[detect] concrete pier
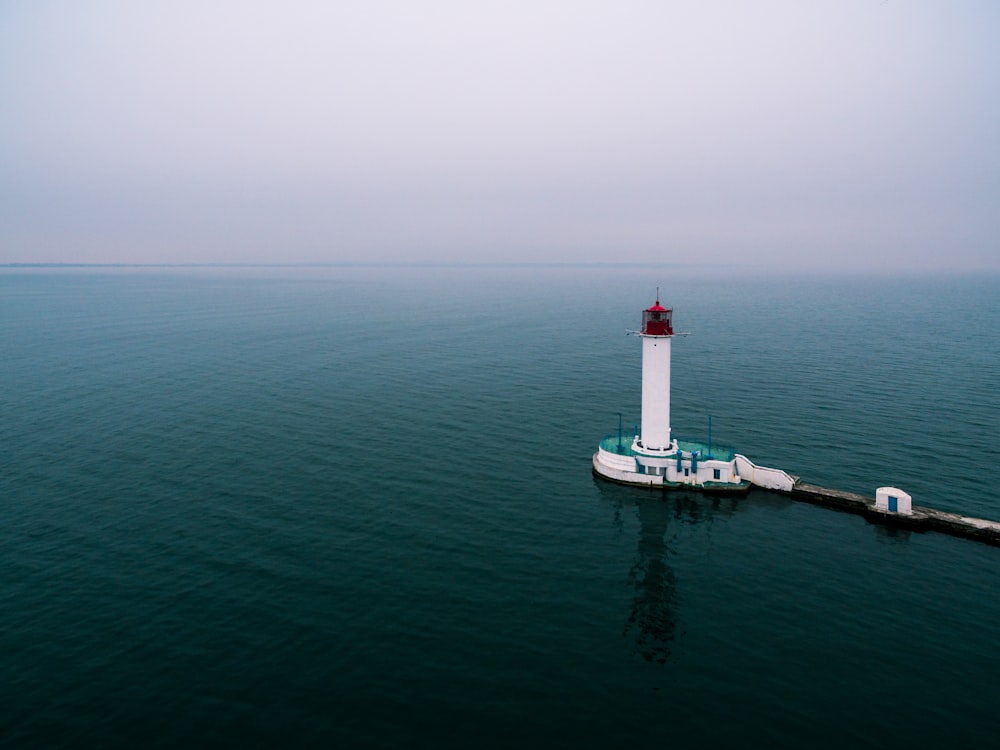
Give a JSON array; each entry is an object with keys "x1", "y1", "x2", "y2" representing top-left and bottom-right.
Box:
[{"x1": 788, "y1": 482, "x2": 1000, "y2": 547}]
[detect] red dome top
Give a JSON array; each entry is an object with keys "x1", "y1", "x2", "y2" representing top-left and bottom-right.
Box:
[{"x1": 646, "y1": 300, "x2": 667, "y2": 312}]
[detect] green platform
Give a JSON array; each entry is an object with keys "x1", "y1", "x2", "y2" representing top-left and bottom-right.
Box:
[{"x1": 599, "y1": 434, "x2": 736, "y2": 462}]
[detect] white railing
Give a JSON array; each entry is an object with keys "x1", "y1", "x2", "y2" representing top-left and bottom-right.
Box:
[{"x1": 734, "y1": 454, "x2": 796, "y2": 492}]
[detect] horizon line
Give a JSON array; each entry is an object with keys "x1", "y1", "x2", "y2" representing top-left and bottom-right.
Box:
[
  {"x1": 3, "y1": 261, "x2": 997, "y2": 273},
  {"x1": 0, "y1": 261, "x2": 738, "y2": 269}
]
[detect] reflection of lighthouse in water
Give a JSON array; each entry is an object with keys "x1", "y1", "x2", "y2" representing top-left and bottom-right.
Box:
[
  {"x1": 625, "y1": 497, "x2": 677, "y2": 664},
  {"x1": 618, "y1": 492, "x2": 731, "y2": 663}
]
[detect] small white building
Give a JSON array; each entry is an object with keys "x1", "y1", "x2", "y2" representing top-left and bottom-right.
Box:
[{"x1": 875, "y1": 487, "x2": 913, "y2": 515}]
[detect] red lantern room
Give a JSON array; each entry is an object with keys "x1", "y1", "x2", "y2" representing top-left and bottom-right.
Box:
[{"x1": 641, "y1": 299, "x2": 673, "y2": 336}]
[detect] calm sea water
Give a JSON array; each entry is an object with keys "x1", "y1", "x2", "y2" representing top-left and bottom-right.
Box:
[{"x1": 1, "y1": 265, "x2": 997, "y2": 748}]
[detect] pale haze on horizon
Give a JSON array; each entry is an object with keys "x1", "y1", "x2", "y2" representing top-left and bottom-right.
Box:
[{"x1": 1, "y1": 0, "x2": 997, "y2": 270}]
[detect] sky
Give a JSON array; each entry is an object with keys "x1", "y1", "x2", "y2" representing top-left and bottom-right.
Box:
[{"x1": 1, "y1": 0, "x2": 997, "y2": 269}]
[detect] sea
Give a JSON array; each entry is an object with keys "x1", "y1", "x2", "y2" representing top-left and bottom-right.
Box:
[{"x1": 1, "y1": 264, "x2": 997, "y2": 748}]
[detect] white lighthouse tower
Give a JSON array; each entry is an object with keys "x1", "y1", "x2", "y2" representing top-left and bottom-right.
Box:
[
  {"x1": 638, "y1": 297, "x2": 673, "y2": 451},
  {"x1": 593, "y1": 293, "x2": 792, "y2": 491}
]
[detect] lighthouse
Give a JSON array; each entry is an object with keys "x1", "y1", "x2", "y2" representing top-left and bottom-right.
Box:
[
  {"x1": 638, "y1": 298, "x2": 673, "y2": 451},
  {"x1": 593, "y1": 293, "x2": 792, "y2": 491}
]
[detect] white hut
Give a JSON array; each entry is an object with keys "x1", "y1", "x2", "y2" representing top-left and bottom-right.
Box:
[{"x1": 875, "y1": 487, "x2": 912, "y2": 515}]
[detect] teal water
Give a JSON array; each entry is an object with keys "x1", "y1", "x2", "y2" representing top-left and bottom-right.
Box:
[{"x1": 1, "y1": 266, "x2": 998, "y2": 748}]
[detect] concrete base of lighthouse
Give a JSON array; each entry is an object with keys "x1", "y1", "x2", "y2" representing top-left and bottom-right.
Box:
[{"x1": 592, "y1": 433, "x2": 796, "y2": 493}]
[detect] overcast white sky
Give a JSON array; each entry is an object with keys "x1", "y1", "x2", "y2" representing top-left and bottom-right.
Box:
[{"x1": 1, "y1": 1, "x2": 997, "y2": 268}]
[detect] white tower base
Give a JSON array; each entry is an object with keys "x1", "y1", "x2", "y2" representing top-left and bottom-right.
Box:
[{"x1": 640, "y1": 335, "x2": 671, "y2": 450}]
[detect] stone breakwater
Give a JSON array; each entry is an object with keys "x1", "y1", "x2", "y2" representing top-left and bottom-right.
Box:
[{"x1": 787, "y1": 483, "x2": 1000, "y2": 547}]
